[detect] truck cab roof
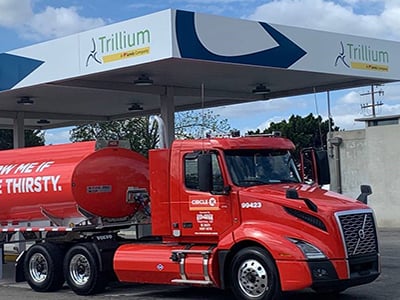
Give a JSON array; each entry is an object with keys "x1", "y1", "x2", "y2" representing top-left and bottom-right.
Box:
[{"x1": 171, "y1": 136, "x2": 296, "y2": 151}]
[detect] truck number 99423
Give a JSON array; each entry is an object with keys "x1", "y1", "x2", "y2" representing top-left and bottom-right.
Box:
[{"x1": 241, "y1": 202, "x2": 262, "y2": 209}]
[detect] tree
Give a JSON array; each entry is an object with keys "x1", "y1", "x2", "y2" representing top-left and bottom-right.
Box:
[
  {"x1": 247, "y1": 113, "x2": 339, "y2": 158},
  {"x1": 175, "y1": 109, "x2": 231, "y2": 139},
  {"x1": 0, "y1": 129, "x2": 45, "y2": 150},
  {"x1": 70, "y1": 110, "x2": 231, "y2": 155},
  {"x1": 70, "y1": 117, "x2": 159, "y2": 157}
]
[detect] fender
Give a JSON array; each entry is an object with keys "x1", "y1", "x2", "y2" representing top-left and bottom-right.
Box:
[
  {"x1": 229, "y1": 220, "x2": 342, "y2": 260},
  {"x1": 218, "y1": 221, "x2": 315, "y2": 291},
  {"x1": 231, "y1": 221, "x2": 307, "y2": 260}
]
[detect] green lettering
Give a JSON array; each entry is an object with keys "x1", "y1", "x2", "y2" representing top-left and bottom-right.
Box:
[
  {"x1": 95, "y1": 29, "x2": 151, "y2": 54},
  {"x1": 371, "y1": 50, "x2": 378, "y2": 62},
  {"x1": 354, "y1": 46, "x2": 360, "y2": 60},
  {"x1": 379, "y1": 51, "x2": 389, "y2": 63},
  {"x1": 346, "y1": 42, "x2": 389, "y2": 64},
  {"x1": 106, "y1": 37, "x2": 113, "y2": 52},
  {"x1": 136, "y1": 30, "x2": 151, "y2": 44},
  {"x1": 128, "y1": 34, "x2": 135, "y2": 47},
  {"x1": 98, "y1": 36, "x2": 106, "y2": 53},
  {"x1": 124, "y1": 31, "x2": 126, "y2": 49},
  {"x1": 347, "y1": 43, "x2": 354, "y2": 59}
]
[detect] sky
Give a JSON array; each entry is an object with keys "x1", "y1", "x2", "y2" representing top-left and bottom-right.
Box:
[{"x1": 1, "y1": 0, "x2": 400, "y2": 144}]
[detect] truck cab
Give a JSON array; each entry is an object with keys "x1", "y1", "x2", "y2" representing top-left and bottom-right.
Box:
[{"x1": 128, "y1": 135, "x2": 380, "y2": 300}]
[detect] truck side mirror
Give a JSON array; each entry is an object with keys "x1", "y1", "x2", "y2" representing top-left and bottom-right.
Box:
[
  {"x1": 301, "y1": 148, "x2": 330, "y2": 186},
  {"x1": 315, "y1": 150, "x2": 330, "y2": 186},
  {"x1": 198, "y1": 153, "x2": 213, "y2": 192},
  {"x1": 357, "y1": 185, "x2": 372, "y2": 204}
]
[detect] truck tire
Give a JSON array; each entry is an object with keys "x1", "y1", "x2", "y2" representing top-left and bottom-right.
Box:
[
  {"x1": 63, "y1": 243, "x2": 107, "y2": 295},
  {"x1": 231, "y1": 247, "x2": 281, "y2": 300},
  {"x1": 24, "y1": 243, "x2": 65, "y2": 292}
]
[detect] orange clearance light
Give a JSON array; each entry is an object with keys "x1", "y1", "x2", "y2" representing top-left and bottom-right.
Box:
[{"x1": 279, "y1": 253, "x2": 293, "y2": 258}]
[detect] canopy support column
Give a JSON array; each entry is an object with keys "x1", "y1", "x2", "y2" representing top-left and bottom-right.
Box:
[
  {"x1": 160, "y1": 86, "x2": 175, "y2": 147},
  {"x1": 13, "y1": 112, "x2": 25, "y2": 149},
  {"x1": 13, "y1": 112, "x2": 27, "y2": 257}
]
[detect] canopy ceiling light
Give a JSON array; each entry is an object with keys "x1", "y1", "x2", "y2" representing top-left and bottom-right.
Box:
[
  {"x1": 17, "y1": 96, "x2": 34, "y2": 105},
  {"x1": 252, "y1": 84, "x2": 271, "y2": 95},
  {"x1": 128, "y1": 103, "x2": 143, "y2": 111},
  {"x1": 37, "y1": 119, "x2": 50, "y2": 124},
  {"x1": 133, "y1": 74, "x2": 153, "y2": 86}
]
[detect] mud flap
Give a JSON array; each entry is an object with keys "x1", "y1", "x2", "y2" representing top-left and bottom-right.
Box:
[{"x1": 15, "y1": 250, "x2": 26, "y2": 282}]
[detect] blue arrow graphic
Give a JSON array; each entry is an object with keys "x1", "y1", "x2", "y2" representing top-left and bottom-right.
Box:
[
  {"x1": 176, "y1": 10, "x2": 307, "y2": 68},
  {"x1": 0, "y1": 53, "x2": 44, "y2": 91}
]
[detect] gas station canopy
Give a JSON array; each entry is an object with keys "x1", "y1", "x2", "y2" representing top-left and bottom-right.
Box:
[{"x1": 1, "y1": 9, "x2": 399, "y2": 145}]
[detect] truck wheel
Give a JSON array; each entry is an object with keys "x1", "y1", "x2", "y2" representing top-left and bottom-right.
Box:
[
  {"x1": 231, "y1": 247, "x2": 281, "y2": 300},
  {"x1": 63, "y1": 243, "x2": 107, "y2": 295},
  {"x1": 24, "y1": 243, "x2": 65, "y2": 292}
]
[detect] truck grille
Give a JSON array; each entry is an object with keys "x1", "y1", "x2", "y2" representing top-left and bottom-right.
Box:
[{"x1": 336, "y1": 210, "x2": 378, "y2": 258}]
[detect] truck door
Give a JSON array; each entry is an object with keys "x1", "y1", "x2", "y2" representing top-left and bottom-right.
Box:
[{"x1": 177, "y1": 151, "x2": 234, "y2": 237}]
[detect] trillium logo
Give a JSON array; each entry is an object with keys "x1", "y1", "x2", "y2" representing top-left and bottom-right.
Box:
[
  {"x1": 334, "y1": 40, "x2": 389, "y2": 72},
  {"x1": 86, "y1": 38, "x2": 102, "y2": 67},
  {"x1": 84, "y1": 29, "x2": 151, "y2": 67},
  {"x1": 335, "y1": 41, "x2": 350, "y2": 68}
]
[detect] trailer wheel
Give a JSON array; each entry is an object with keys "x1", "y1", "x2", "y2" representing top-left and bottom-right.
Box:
[
  {"x1": 64, "y1": 243, "x2": 107, "y2": 295},
  {"x1": 24, "y1": 243, "x2": 65, "y2": 292},
  {"x1": 231, "y1": 247, "x2": 281, "y2": 300}
]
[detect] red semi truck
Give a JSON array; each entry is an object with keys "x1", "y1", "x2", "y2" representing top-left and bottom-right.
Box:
[{"x1": 0, "y1": 136, "x2": 379, "y2": 300}]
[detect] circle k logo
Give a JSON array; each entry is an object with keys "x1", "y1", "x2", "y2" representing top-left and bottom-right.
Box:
[
  {"x1": 209, "y1": 197, "x2": 217, "y2": 207},
  {"x1": 189, "y1": 196, "x2": 220, "y2": 211}
]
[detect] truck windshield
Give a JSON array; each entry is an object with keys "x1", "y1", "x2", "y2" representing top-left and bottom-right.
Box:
[{"x1": 225, "y1": 150, "x2": 301, "y2": 187}]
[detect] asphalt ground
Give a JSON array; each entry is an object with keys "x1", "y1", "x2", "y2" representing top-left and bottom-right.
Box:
[{"x1": 0, "y1": 228, "x2": 398, "y2": 300}]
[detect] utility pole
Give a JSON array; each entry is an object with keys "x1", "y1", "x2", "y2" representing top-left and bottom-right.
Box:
[{"x1": 360, "y1": 85, "x2": 384, "y2": 117}]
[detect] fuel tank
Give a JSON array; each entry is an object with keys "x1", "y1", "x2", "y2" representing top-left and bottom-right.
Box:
[
  {"x1": 114, "y1": 243, "x2": 218, "y2": 285},
  {"x1": 0, "y1": 141, "x2": 149, "y2": 222}
]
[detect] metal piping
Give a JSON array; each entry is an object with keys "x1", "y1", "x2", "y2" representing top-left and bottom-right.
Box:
[
  {"x1": 329, "y1": 137, "x2": 343, "y2": 193},
  {"x1": 151, "y1": 115, "x2": 168, "y2": 149}
]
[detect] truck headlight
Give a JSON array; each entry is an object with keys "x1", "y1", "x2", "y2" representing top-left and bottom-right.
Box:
[{"x1": 287, "y1": 237, "x2": 326, "y2": 260}]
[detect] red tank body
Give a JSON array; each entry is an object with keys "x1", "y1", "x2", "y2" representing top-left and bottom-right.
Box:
[{"x1": 0, "y1": 141, "x2": 149, "y2": 223}]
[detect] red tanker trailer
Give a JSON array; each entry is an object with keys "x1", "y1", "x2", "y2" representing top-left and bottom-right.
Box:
[
  {"x1": 0, "y1": 141, "x2": 149, "y2": 226},
  {"x1": 0, "y1": 137, "x2": 379, "y2": 300}
]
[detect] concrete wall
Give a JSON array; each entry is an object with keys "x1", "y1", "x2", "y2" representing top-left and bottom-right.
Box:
[{"x1": 330, "y1": 122, "x2": 400, "y2": 227}]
